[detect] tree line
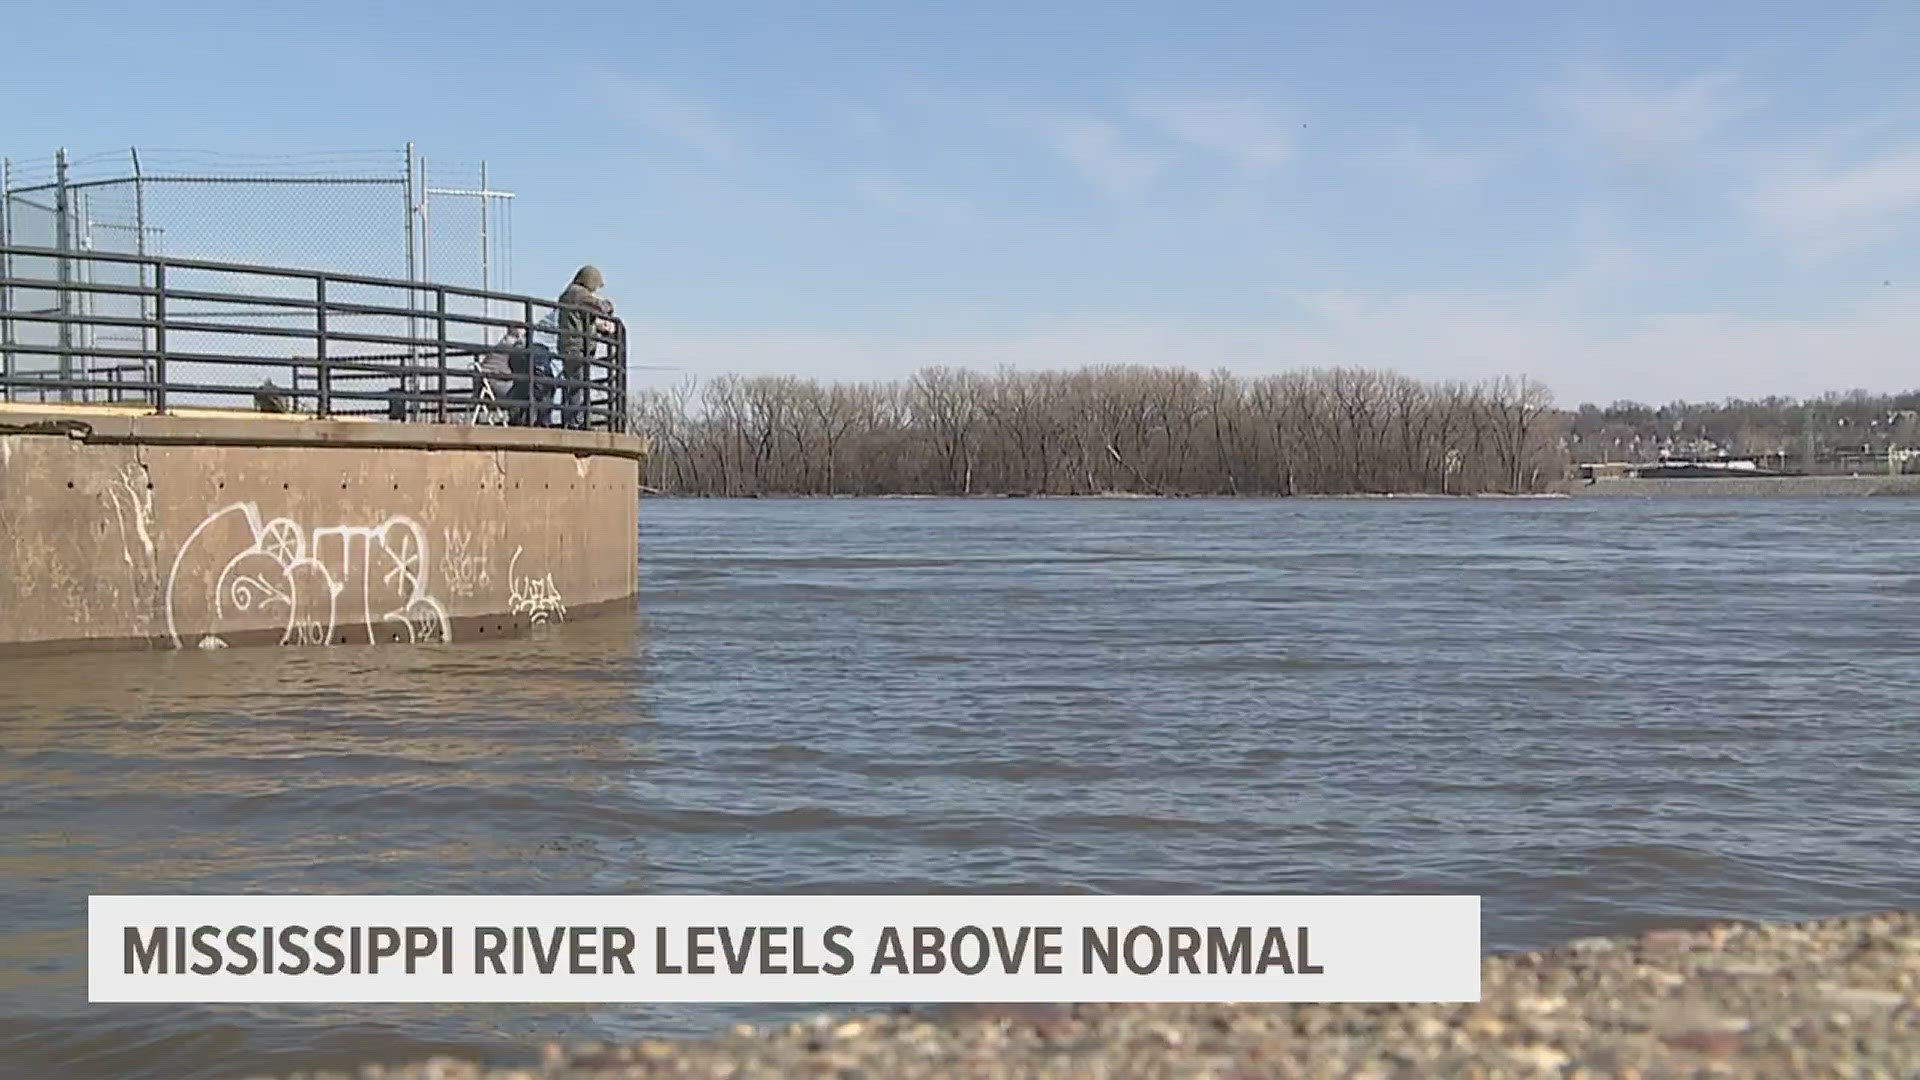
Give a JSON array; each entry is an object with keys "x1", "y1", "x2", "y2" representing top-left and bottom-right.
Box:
[{"x1": 628, "y1": 366, "x2": 1564, "y2": 496}]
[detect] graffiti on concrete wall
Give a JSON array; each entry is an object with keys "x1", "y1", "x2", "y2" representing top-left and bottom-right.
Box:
[
  {"x1": 104, "y1": 465, "x2": 158, "y2": 578},
  {"x1": 103, "y1": 464, "x2": 162, "y2": 632},
  {"x1": 442, "y1": 527, "x2": 493, "y2": 599},
  {"x1": 165, "y1": 503, "x2": 453, "y2": 650},
  {"x1": 508, "y1": 546, "x2": 567, "y2": 626}
]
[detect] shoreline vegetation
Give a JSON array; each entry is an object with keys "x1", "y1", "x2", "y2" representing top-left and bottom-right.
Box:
[
  {"x1": 629, "y1": 365, "x2": 1920, "y2": 500},
  {"x1": 260, "y1": 909, "x2": 1919, "y2": 1079}
]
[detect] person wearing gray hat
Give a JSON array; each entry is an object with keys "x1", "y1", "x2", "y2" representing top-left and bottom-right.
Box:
[{"x1": 557, "y1": 265, "x2": 613, "y2": 430}]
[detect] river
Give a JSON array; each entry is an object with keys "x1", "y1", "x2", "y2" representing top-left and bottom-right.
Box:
[{"x1": 3, "y1": 496, "x2": 1916, "y2": 1078}]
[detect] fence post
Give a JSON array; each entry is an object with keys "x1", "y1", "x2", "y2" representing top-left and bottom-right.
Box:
[
  {"x1": 402, "y1": 143, "x2": 418, "y2": 415},
  {"x1": 54, "y1": 148, "x2": 73, "y2": 402},
  {"x1": 436, "y1": 286, "x2": 448, "y2": 423},
  {"x1": 315, "y1": 274, "x2": 330, "y2": 419},
  {"x1": 132, "y1": 148, "x2": 150, "y2": 364},
  {"x1": 526, "y1": 297, "x2": 541, "y2": 428},
  {"x1": 419, "y1": 154, "x2": 431, "y2": 284},
  {"x1": 479, "y1": 161, "x2": 490, "y2": 295},
  {"x1": 1, "y1": 157, "x2": 11, "y2": 402},
  {"x1": 152, "y1": 261, "x2": 168, "y2": 415},
  {"x1": 610, "y1": 319, "x2": 625, "y2": 432}
]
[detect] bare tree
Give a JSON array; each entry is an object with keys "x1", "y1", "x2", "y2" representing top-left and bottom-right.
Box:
[
  {"x1": 635, "y1": 364, "x2": 1576, "y2": 497},
  {"x1": 1484, "y1": 375, "x2": 1557, "y2": 492},
  {"x1": 909, "y1": 367, "x2": 983, "y2": 494}
]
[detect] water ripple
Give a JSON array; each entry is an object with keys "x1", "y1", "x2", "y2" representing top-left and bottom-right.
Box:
[{"x1": 4, "y1": 497, "x2": 1920, "y2": 1078}]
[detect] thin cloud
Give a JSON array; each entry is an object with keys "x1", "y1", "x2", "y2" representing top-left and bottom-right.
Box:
[
  {"x1": 1746, "y1": 146, "x2": 1920, "y2": 256},
  {"x1": 627, "y1": 292, "x2": 1920, "y2": 408},
  {"x1": 850, "y1": 175, "x2": 981, "y2": 226},
  {"x1": 899, "y1": 92, "x2": 1173, "y2": 200},
  {"x1": 1543, "y1": 67, "x2": 1755, "y2": 159},
  {"x1": 1356, "y1": 129, "x2": 1497, "y2": 190},
  {"x1": 596, "y1": 77, "x2": 743, "y2": 158},
  {"x1": 1044, "y1": 116, "x2": 1174, "y2": 199},
  {"x1": 1135, "y1": 92, "x2": 1294, "y2": 172}
]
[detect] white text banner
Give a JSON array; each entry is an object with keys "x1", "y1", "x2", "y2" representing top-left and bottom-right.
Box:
[{"x1": 89, "y1": 894, "x2": 1480, "y2": 1003}]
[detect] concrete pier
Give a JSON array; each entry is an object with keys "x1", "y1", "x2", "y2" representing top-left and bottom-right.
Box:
[{"x1": 0, "y1": 403, "x2": 645, "y2": 655}]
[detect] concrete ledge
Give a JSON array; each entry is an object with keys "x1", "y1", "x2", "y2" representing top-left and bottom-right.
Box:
[
  {"x1": 0, "y1": 407, "x2": 643, "y2": 656},
  {"x1": 0, "y1": 403, "x2": 650, "y2": 461}
]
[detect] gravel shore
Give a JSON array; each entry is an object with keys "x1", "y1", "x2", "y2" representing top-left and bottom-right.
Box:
[{"x1": 263, "y1": 910, "x2": 1920, "y2": 1079}]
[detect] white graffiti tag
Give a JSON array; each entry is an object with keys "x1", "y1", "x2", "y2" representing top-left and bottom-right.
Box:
[
  {"x1": 507, "y1": 546, "x2": 567, "y2": 626},
  {"x1": 102, "y1": 464, "x2": 161, "y2": 632},
  {"x1": 164, "y1": 503, "x2": 452, "y2": 649},
  {"x1": 442, "y1": 527, "x2": 492, "y2": 598}
]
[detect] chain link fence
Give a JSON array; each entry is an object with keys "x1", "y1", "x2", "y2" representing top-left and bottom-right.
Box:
[{"x1": 0, "y1": 145, "x2": 514, "y2": 403}]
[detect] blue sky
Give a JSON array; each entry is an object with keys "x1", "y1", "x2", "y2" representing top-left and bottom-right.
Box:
[{"x1": 7, "y1": 2, "x2": 1920, "y2": 405}]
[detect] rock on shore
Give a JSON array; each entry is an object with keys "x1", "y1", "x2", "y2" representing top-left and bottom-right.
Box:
[{"x1": 265, "y1": 910, "x2": 1919, "y2": 1079}]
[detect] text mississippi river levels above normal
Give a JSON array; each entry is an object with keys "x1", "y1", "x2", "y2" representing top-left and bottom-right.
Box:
[{"x1": 124, "y1": 923, "x2": 1327, "y2": 978}]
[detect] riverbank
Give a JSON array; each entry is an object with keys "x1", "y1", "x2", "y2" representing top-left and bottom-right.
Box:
[
  {"x1": 1560, "y1": 474, "x2": 1920, "y2": 498},
  {"x1": 640, "y1": 478, "x2": 1920, "y2": 498},
  {"x1": 639, "y1": 490, "x2": 1572, "y2": 500},
  {"x1": 255, "y1": 910, "x2": 1918, "y2": 1079}
]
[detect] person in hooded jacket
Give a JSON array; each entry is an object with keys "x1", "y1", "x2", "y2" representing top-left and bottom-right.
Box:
[
  {"x1": 557, "y1": 265, "x2": 614, "y2": 429},
  {"x1": 479, "y1": 314, "x2": 559, "y2": 426}
]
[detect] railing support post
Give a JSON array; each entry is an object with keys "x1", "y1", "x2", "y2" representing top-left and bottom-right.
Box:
[
  {"x1": 524, "y1": 298, "x2": 539, "y2": 429},
  {"x1": 315, "y1": 274, "x2": 330, "y2": 419},
  {"x1": 616, "y1": 322, "x2": 628, "y2": 433},
  {"x1": 436, "y1": 287, "x2": 448, "y2": 423},
  {"x1": 53, "y1": 149, "x2": 73, "y2": 403},
  {"x1": 151, "y1": 261, "x2": 167, "y2": 415},
  {"x1": 1, "y1": 157, "x2": 11, "y2": 403}
]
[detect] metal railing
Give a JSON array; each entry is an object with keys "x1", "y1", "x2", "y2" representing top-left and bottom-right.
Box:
[{"x1": 0, "y1": 244, "x2": 627, "y2": 433}]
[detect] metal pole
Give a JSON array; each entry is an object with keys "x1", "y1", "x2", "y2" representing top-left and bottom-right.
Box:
[
  {"x1": 79, "y1": 190, "x2": 95, "y2": 399},
  {"x1": 525, "y1": 297, "x2": 540, "y2": 428},
  {"x1": 615, "y1": 322, "x2": 628, "y2": 433},
  {"x1": 419, "y1": 154, "x2": 430, "y2": 285},
  {"x1": 152, "y1": 261, "x2": 168, "y2": 415},
  {"x1": 54, "y1": 148, "x2": 72, "y2": 401},
  {"x1": 479, "y1": 161, "x2": 490, "y2": 305},
  {"x1": 131, "y1": 148, "x2": 146, "y2": 259},
  {"x1": 403, "y1": 142, "x2": 417, "y2": 419},
  {"x1": 1, "y1": 156, "x2": 12, "y2": 401},
  {"x1": 472, "y1": 161, "x2": 487, "y2": 334},
  {"x1": 403, "y1": 143, "x2": 417, "y2": 284},
  {"x1": 132, "y1": 147, "x2": 151, "y2": 389},
  {"x1": 315, "y1": 274, "x2": 330, "y2": 419},
  {"x1": 436, "y1": 286, "x2": 448, "y2": 423},
  {"x1": 419, "y1": 153, "x2": 431, "y2": 420}
]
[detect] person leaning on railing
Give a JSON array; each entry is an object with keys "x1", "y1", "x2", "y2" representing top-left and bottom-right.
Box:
[{"x1": 557, "y1": 265, "x2": 614, "y2": 430}]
